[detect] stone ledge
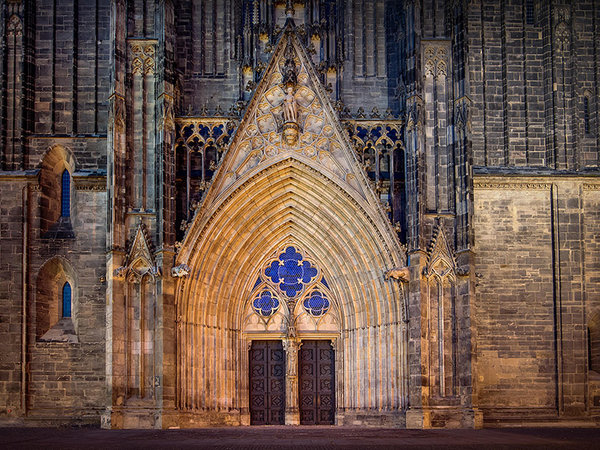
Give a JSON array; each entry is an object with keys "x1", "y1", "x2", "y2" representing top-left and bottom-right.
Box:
[
  {"x1": 481, "y1": 407, "x2": 600, "y2": 428},
  {"x1": 39, "y1": 318, "x2": 78, "y2": 343},
  {"x1": 405, "y1": 407, "x2": 482, "y2": 429},
  {"x1": 336, "y1": 409, "x2": 406, "y2": 427}
]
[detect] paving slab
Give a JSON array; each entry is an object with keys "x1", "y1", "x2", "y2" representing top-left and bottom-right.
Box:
[{"x1": 1, "y1": 426, "x2": 600, "y2": 449}]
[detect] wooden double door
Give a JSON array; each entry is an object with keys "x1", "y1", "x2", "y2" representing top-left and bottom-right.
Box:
[
  {"x1": 249, "y1": 340, "x2": 286, "y2": 425},
  {"x1": 298, "y1": 340, "x2": 335, "y2": 425},
  {"x1": 249, "y1": 339, "x2": 335, "y2": 425}
]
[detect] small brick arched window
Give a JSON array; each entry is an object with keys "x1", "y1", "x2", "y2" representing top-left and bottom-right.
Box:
[
  {"x1": 61, "y1": 169, "x2": 70, "y2": 217},
  {"x1": 62, "y1": 282, "x2": 72, "y2": 318}
]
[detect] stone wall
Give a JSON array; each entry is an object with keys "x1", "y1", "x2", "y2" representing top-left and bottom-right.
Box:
[
  {"x1": 0, "y1": 177, "x2": 29, "y2": 417},
  {"x1": 27, "y1": 179, "x2": 107, "y2": 422},
  {"x1": 0, "y1": 166, "x2": 107, "y2": 422},
  {"x1": 468, "y1": 1, "x2": 600, "y2": 169},
  {"x1": 473, "y1": 176, "x2": 600, "y2": 423}
]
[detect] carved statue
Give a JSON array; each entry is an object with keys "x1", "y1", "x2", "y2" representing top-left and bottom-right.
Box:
[
  {"x1": 384, "y1": 266, "x2": 410, "y2": 283},
  {"x1": 171, "y1": 264, "x2": 191, "y2": 278},
  {"x1": 113, "y1": 266, "x2": 127, "y2": 280},
  {"x1": 282, "y1": 47, "x2": 298, "y2": 87},
  {"x1": 283, "y1": 87, "x2": 297, "y2": 123},
  {"x1": 283, "y1": 338, "x2": 299, "y2": 377}
]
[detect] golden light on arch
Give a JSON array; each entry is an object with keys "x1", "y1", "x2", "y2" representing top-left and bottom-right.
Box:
[{"x1": 174, "y1": 156, "x2": 408, "y2": 414}]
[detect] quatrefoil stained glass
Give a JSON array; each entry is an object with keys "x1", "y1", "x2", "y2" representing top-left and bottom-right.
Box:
[
  {"x1": 303, "y1": 290, "x2": 330, "y2": 317},
  {"x1": 253, "y1": 290, "x2": 280, "y2": 317},
  {"x1": 265, "y1": 246, "x2": 318, "y2": 297}
]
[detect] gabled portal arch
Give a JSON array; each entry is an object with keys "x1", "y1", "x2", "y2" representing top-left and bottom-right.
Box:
[{"x1": 174, "y1": 157, "x2": 407, "y2": 424}]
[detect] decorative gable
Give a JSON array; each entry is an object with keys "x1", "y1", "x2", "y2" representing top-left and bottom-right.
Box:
[
  {"x1": 114, "y1": 221, "x2": 160, "y2": 281},
  {"x1": 424, "y1": 219, "x2": 457, "y2": 280},
  {"x1": 203, "y1": 23, "x2": 370, "y2": 206}
]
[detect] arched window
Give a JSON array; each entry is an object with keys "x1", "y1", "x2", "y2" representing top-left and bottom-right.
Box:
[
  {"x1": 61, "y1": 169, "x2": 70, "y2": 217},
  {"x1": 62, "y1": 282, "x2": 72, "y2": 318},
  {"x1": 526, "y1": 0, "x2": 534, "y2": 25},
  {"x1": 584, "y1": 96, "x2": 590, "y2": 135}
]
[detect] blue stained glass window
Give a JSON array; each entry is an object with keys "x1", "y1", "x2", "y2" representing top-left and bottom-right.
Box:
[
  {"x1": 303, "y1": 290, "x2": 329, "y2": 317},
  {"x1": 61, "y1": 169, "x2": 70, "y2": 217},
  {"x1": 265, "y1": 246, "x2": 318, "y2": 298},
  {"x1": 252, "y1": 276, "x2": 262, "y2": 290},
  {"x1": 321, "y1": 277, "x2": 329, "y2": 289},
  {"x1": 62, "y1": 282, "x2": 72, "y2": 318},
  {"x1": 253, "y1": 290, "x2": 279, "y2": 317}
]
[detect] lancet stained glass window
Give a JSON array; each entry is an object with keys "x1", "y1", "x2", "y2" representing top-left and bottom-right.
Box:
[
  {"x1": 62, "y1": 282, "x2": 72, "y2": 318},
  {"x1": 61, "y1": 169, "x2": 70, "y2": 217}
]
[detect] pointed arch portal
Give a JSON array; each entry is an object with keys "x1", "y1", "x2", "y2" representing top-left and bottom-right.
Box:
[
  {"x1": 171, "y1": 23, "x2": 407, "y2": 426},
  {"x1": 175, "y1": 158, "x2": 407, "y2": 425}
]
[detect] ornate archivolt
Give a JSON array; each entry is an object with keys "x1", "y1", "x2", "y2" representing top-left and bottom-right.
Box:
[{"x1": 177, "y1": 159, "x2": 403, "y2": 330}]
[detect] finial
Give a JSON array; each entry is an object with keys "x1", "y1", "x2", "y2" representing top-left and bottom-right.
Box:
[{"x1": 285, "y1": 0, "x2": 295, "y2": 19}]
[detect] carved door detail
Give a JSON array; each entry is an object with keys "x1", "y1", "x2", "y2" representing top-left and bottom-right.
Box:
[
  {"x1": 299, "y1": 340, "x2": 335, "y2": 425},
  {"x1": 249, "y1": 340, "x2": 285, "y2": 425}
]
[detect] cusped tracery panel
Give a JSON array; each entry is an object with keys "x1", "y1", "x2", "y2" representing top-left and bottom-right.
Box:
[
  {"x1": 252, "y1": 290, "x2": 280, "y2": 317},
  {"x1": 265, "y1": 246, "x2": 318, "y2": 298},
  {"x1": 248, "y1": 245, "x2": 335, "y2": 325},
  {"x1": 303, "y1": 289, "x2": 330, "y2": 317}
]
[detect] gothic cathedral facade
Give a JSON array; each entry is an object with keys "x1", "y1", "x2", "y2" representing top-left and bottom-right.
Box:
[{"x1": 0, "y1": 0, "x2": 599, "y2": 429}]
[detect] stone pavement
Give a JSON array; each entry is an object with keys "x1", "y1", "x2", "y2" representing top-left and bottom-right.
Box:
[{"x1": 1, "y1": 426, "x2": 600, "y2": 449}]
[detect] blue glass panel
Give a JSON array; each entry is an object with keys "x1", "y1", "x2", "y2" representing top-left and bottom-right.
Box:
[
  {"x1": 280, "y1": 246, "x2": 302, "y2": 262},
  {"x1": 321, "y1": 277, "x2": 329, "y2": 289},
  {"x1": 198, "y1": 124, "x2": 211, "y2": 139},
  {"x1": 212, "y1": 124, "x2": 224, "y2": 138},
  {"x1": 303, "y1": 290, "x2": 329, "y2": 317},
  {"x1": 61, "y1": 170, "x2": 70, "y2": 217},
  {"x1": 279, "y1": 258, "x2": 302, "y2": 283},
  {"x1": 62, "y1": 282, "x2": 72, "y2": 318},
  {"x1": 301, "y1": 260, "x2": 317, "y2": 283},
  {"x1": 266, "y1": 261, "x2": 280, "y2": 284},
  {"x1": 263, "y1": 246, "x2": 319, "y2": 298},
  {"x1": 252, "y1": 276, "x2": 262, "y2": 290},
  {"x1": 252, "y1": 290, "x2": 279, "y2": 317}
]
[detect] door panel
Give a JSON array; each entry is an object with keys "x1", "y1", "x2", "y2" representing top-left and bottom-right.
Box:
[
  {"x1": 250, "y1": 340, "x2": 285, "y2": 425},
  {"x1": 299, "y1": 340, "x2": 335, "y2": 425}
]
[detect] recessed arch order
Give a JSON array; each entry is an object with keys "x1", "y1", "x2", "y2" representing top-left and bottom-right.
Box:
[{"x1": 174, "y1": 155, "x2": 408, "y2": 419}]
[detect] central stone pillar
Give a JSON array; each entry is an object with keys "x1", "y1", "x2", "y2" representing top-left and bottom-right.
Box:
[{"x1": 283, "y1": 337, "x2": 301, "y2": 425}]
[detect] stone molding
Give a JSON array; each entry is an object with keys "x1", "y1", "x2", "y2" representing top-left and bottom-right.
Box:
[
  {"x1": 7, "y1": 14, "x2": 23, "y2": 36},
  {"x1": 75, "y1": 183, "x2": 106, "y2": 191},
  {"x1": 583, "y1": 183, "x2": 600, "y2": 191},
  {"x1": 128, "y1": 39, "x2": 157, "y2": 75},
  {"x1": 422, "y1": 40, "x2": 450, "y2": 79},
  {"x1": 73, "y1": 175, "x2": 106, "y2": 191},
  {"x1": 474, "y1": 181, "x2": 552, "y2": 190}
]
